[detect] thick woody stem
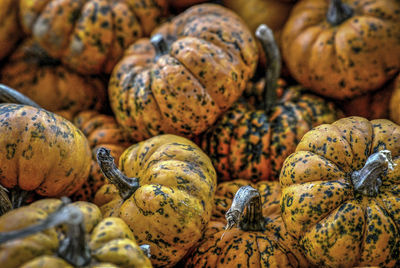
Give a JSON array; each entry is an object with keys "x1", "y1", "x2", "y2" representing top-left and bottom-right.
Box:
[
  {"x1": 225, "y1": 185, "x2": 265, "y2": 232},
  {"x1": 96, "y1": 147, "x2": 139, "y2": 200},
  {"x1": 327, "y1": 0, "x2": 353, "y2": 26},
  {"x1": 255, "y1": 24, "x2": 281, "y2": 115},
  {"x1": 0, "y1": 84, "x2": 40, "y2": 107},
  {"x1": 150, "y1": 34, "x2": 170, "y2": 60},
  {"x1": 352, "y1": 150, "x2": 396, "y2": 197}
]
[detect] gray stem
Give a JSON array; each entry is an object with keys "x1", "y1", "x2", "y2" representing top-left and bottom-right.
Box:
[
  {"x1": 352, "y1": 150, "x2": 396, "y2": 196},
  {"x1": 225, "y1": 185, "x2": 265, "y2": 232},
  {"x1": 0, "y1": 84, "x2": 40, "y2": 108},
  {"x1": 255, "y1": 24, "x2": 281, "y2": 114},
  {"x1": 327, "y1": 0, "x2": 353, "y2": 26},
  {"x1": 96, "y1": 147, "x2": 139, "y2": 200}
]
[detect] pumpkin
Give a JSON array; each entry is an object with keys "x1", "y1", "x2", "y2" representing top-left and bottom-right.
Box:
[
  {"x1": 390, "y1": 74, "x2": 400, "y2": 125},
  {"x1": 201, "y1": 24, "x2": 340, "y2": 183},
  {"x1": 19, "y1": 0, "x2": 168, "y2": 75},
  {"x1": 186, "y1": 182, "x2": 309, "y2": 267},
  {"x1": 0, "y1": 0, "x2": 22, "y2": 61},
  {"x1": 70, "y1": 110, "x2": 133, "y2": 202},
  {"x1": 279, "y1": 116, "x2": 400, "y2": 267},
  {"x1": 168, "y1": 0, "x2": 209, "y2": 11},
  {"x1": 0, "y1": 39, "x2": 107, "y2": 119},
  {"x1": 0, "y1": 197, "x2": 152, "y2": 268},
  {"x1": 94, "y1": 134, "x2": 217, "y2": 267},
  {"x1": 0, "y1": 84, "x2": 91, "y2": 208},
  {"x1": 108, "y1": 3, "x2": 258, "y2": 141},
  {"x1": 281, "y1": 0, "x2": 400, "y2": 99}
]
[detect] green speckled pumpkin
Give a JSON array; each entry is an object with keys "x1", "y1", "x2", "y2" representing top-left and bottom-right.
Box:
[
  {"x1": 0, "y1": 0, "x2": 22, "y2": 61},
  {"x1": 94, "y1": 134, "x2": 217, "y2": 267},
  {"x1": 280, "y1": 116, "x2": 400, "y2": 267},
  {"x1": 70, "y1": 110, "x2": 132, "y2": 202},
  {"x1": 109, "y1": 4, "x2": 258, "y2": 141},
  {"x1": 0, "y1": 198, "x2": 152, "y2": 268},
  {"x1": 281, "y1": 0, "x2": 400, "y2": 99},
  {"x1": 0, "y1": 87, "x2": 91, "y2": 203},
  {"x1": 201, "y1": 25, "x2": 340, "y2": 183},
  {"x1": 186, "y1": 182, "x2": 309, "y2": 267},
  {"x1": 0, "y1": 39, "x2": 107, "y2": 119},
  {"x1": 19, "y1": 0, "x2": 168, "y2": 75}
]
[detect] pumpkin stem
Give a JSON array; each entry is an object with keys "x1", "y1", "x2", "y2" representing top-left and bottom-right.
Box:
[
  {"x1": 351, "y1": 150, "x2": 396, "y2": 197},
  {"x1": 327, "y1": 0, "x2": 353, "y2": 26},
  {"x1": 0, "y1": 84, "x2": 40, "y2": 108},
  {"x1": 97, "y1": 147, "x2": 139, "y2": 200},
  {"x1": 225, "y1": 185, "x2": 265, "y2": 232},
  {"x1": 10, "y1": 187, "x2": 30, "y2": 209},
  {"x1": 255, "y1": 24, "x2": 281, "y2": 114},
  {"x1": 0, "y1": 197, "x2": 92, "y2": 266},
  {"x1": 140, "y1": 244, "x2": 151, "y2": 258},
  {"x1": 150, "y1": 34, "x2": 170, "y2": 60},
  {"x1": 0, "y1": 185, "x2": 12, "y2": 216},
  {"x1": 23, "y1": 42, "x2": 61, "y2": 67}
]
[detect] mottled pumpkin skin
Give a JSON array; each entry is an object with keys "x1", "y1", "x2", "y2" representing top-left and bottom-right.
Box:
[
  {"x1": 0, "y1": 0, "x2": 22, "y2": 60},
  {"x1": 0, "y1": 104, "x2": 91, "y2": 197},
  {"x1": 19, "y1": 0, "x2": 168, "y2": 75},
  {"x1": 71, "y1": 110, "x2": 132, "y2": 201},
  {"x1": 0, "y1": 39, "x2": 107, "y2": 118},
  {"x1": 390, "y1": 74, "x2": 400, "y2": 125},
  {"x1": 201, "y1": 85, "x2": 340, "y2": 182},
  {"x1": 281, "y1": 0, "x2": 400, "y2": 99},
  {"x1": 109, "y1": 4, "x2": 258, "y2": 141},
  {"x1": 186, "y1": 180, "x2": 309, "y2": 268},
  {"x1": 280, "y1": 117, "x2": 400, "y2": 267},
  {"x1": 94, "y1": 134, "x2": 217, "y2": 267},
  {"x1": 0, "y1": 198, "x2": 152, "y2": 268}
]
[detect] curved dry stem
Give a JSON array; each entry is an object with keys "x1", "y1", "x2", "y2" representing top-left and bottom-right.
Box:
[
  {"x1": 255, "y1": 24, "x2": 281, "y2": 114},
  {"x1": 225, "y1": 185, "x2": 265, "y2": 232},
  {"x1": 0, "y1": 84, "x2": 40, "y2": 108},
  {"x1": 0, "y1": 185, "x2": 12, "y2": 216},
  {"x1": 140, "y1": 244, "x2": 151, "y2": 258},
  {"x1": 96, "y1": 147, "x2": 139, "y2": 200},
  {"x1": 150, "y1": 34, "x2": 170, "y2": 60},
  {"x1": 352, "y1": 150, "x2": 396, "y2": 196},
  {"x1": 10, "y1": 187, "x2": 30, "y2": 209},
  {"x1": 327, "y1": 0, "x2": 353, "y2": 26}
]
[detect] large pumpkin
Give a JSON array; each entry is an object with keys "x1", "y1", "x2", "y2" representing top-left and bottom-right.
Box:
[
  {"x1": 0, "y1": 85, "x2": 91, "y2": 207},
  {"x1": 70, "y1": 110, "x2": 133, "y2": 202},
  {"x1": 201, "y1": 24, "x2": 340, "y2": 182},
  {"x1": 109, "y1": 4, "x2": 258, "y2": 141},
  {"x1": 0, "y1": 39, "x2": 107, "y2": 119},
  {"x1": 93, "y1": 134, "x2": 216, "y2": 267},
  {"x1": 0, "y1": 0, "x2": 22, "y2": 61},
  {"x1": 186, "y1": 181, "x2": 309, "y2": 267},
  {"x1": 19, "y1": 0, "x2": 168, "y2": 75},
  {"x1": 281, "y1": 0, "x2": 400, "y2": 99},
  {"x1": 280, "y1": 116, "x2": 400, "y2": 267},
  {"x1": 0, "y1": 198, "x2": 152, "y2": 268}
]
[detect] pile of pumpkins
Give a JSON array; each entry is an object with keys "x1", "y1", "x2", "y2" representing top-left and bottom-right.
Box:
[{"x1": 0, "y1": 0, "x2": 399, "y2": 267}]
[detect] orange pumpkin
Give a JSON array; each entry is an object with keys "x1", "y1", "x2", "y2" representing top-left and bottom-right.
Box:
[
  {"x1": 281, "y1": 0, "x2": 400, "y2": 99},
  {"x1": 0, "y1": 85, "x2": 91, "y2": 207},
  {"x1": 19, "y1": 0, "x2": 168, "y2": 74},
  {"x1": 186, "y1": 181, "x2": 309, "y2": 267},
  {"x1": 109, "y1": 4, "x2": 258, "y2": 141},
  {"x1": 0, "y1": 0, "x2": 22, "y2": 61},
  {"x1": 0, "y1": 39, "x2": 107, "y2": 119}
]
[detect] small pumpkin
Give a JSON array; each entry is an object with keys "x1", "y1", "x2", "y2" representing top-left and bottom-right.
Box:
[
  {"x1": 281, "y1": 0, "x2": 400, "y2": 99},
  {"x1": 0, "y1": 85, "x2": 91, "y2": 207},
  {"x1": 201, "y1": 24, "x2": 340, "y2": 182},
  {"x1": 186, "y1": 182, "x2": 309, "y2": 267},
  {"x1": 19, "y1": 0, "x2": 168, "y2": 74},
  {"x1": 0, "y1": 197, "x2": 152, "y2": 268},
  {"x1": 0, "y1": 39, "x2": 107, "y2": 119},
  {"x1": 109, "y1": 4, "x2": 258, "y2": 141},
  {"x1": 0, "y1": 0, "x2": 22, "y2": 61},
  {"x1": 70, "y1": 110, "x2": 133, "y2": 202},
  {"x1": 94, "y1": 134, "x2": 217, "y2": 267},
  {"x1": 280, "y1": 116, "x2": 400, "y2": 267}
]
